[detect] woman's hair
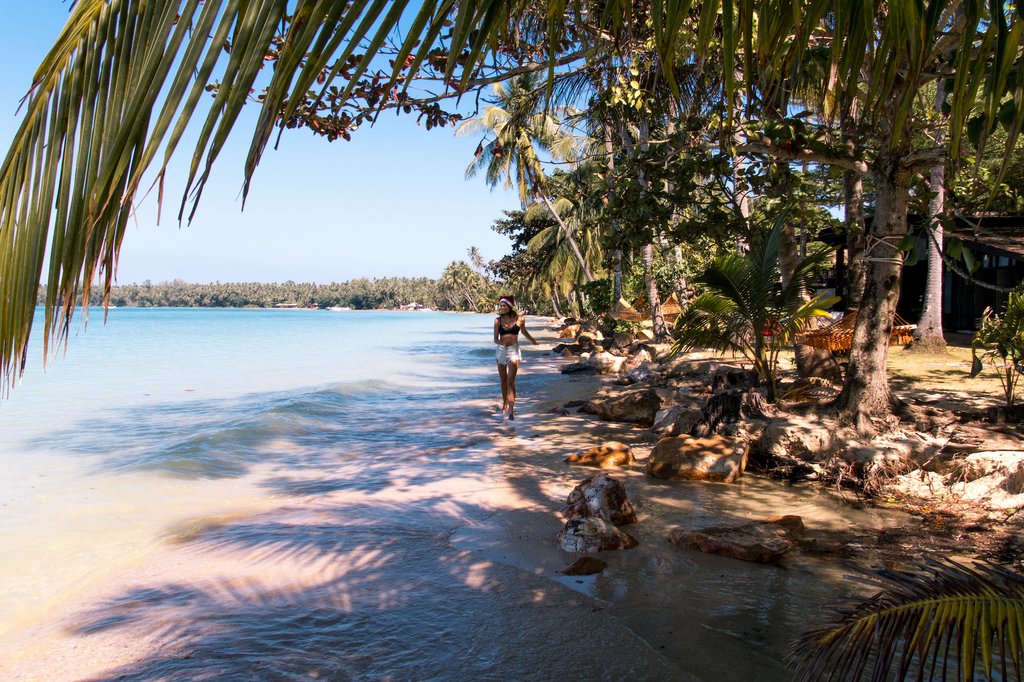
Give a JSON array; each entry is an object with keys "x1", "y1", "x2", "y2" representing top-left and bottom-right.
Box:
[{"x1": 498, "y1": 296, "x2": 516, "y2": 312}]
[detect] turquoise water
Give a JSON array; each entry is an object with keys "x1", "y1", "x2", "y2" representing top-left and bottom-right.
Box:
[{"x1": 0, "y1": 308, "x2": 508, "y2": 640}]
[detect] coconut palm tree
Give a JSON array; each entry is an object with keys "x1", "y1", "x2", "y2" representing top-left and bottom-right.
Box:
[
  {"x1": 672, "y1": 218, "x2": 838, "y2": 402},
  {"x1": 456, "y1": 73, "x2": 595, "y2": 281}
]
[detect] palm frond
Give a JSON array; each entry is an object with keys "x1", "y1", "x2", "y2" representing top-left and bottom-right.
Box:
[
  {"x1": 672, "y1": 292, "x2": 749, "y2": 357},
  {"x1": 792, "y1": 558, "x2": 1024, "y2": 682}
]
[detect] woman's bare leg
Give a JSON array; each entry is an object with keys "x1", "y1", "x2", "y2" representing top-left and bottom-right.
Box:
[
  {"x1": 506, "y1": 360, "x2": 519, "y2": 419},
  {"x1": 497, "y1": 362, "x2": 509, "y2": 414}
]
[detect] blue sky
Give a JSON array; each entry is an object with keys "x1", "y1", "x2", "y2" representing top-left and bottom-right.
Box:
[{"x1": 0, "y1": 3, "x2": 518, "y2": 284}]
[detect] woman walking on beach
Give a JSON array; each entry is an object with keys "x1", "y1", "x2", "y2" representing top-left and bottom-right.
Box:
[{"x1": 494, "y1": 296, "x2": 538, "y2": 420}]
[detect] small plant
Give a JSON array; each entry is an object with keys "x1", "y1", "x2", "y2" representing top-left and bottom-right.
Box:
[
  {"x1": 970, "y1": 290, "x2": 1024, "y2": 407},
  {"x1": 672, "y1": 219, "x2": 838, "y2": 402}
]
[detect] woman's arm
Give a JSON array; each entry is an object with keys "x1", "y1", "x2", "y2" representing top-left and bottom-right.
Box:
[
  {"x1": 493, "y1": 318, "x2": 500, "y2": 344},
  {"x1": 519, "y1": 316, "x2": 539, "y2": 345}
]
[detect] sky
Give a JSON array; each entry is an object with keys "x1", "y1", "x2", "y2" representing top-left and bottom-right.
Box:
[{"x1": 0, "y1": 3, "x2": 519, "y2": 284}]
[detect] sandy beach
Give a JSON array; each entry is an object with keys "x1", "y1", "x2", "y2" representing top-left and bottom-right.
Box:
[{"x1": 0, "y1": 323, "x2": 913, "y2": 681}]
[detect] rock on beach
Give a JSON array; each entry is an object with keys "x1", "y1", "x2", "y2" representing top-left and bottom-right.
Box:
[
  {"x1": 646, "y1": 434, "x2": 749, "y2": 483},
  {"x1": 564, "y1": 441, "x2": 636, "y2": 468}
]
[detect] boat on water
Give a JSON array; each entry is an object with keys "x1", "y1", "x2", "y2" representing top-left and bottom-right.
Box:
[{"x1": 327, "y1": 306, "x2": 353, "y2": 311}]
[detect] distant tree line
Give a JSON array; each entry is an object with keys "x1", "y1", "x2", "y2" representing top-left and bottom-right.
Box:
[{"x1": 38, "y1": 277, "x2": 448, "y2": 310}]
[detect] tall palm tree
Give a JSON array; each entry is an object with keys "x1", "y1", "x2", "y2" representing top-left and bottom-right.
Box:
[{"x1": 456, "y1": 74, "x2": 595, "y2": 281}]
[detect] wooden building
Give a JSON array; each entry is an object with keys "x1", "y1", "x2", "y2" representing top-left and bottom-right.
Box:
[{"x1": 827, "y1": 214, "x2": 1024, "y2": 332}]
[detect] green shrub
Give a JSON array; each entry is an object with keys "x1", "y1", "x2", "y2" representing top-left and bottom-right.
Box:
[{"x1": 970, "y1": 290, "x2": 1024, "y2": 407}]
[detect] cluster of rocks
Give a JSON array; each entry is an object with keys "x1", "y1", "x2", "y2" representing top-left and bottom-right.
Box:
[
  {"x1": 555, "y1": 440, "x2": 805, "y2": 565},
  {"x1": 546, "y1": 317, "x2": 1024, "y2": 567}
]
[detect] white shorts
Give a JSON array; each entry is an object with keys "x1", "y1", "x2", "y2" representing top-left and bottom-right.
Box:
[{"x1": 496, "y1": 343, "x2": 522, "y2": 365}]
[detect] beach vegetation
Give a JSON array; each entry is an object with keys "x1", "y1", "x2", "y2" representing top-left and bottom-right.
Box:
[
  {"x1": 791, "y1": 559, "x2": 1024, "y2": 682},
  {"x1": 672, "y1": 219, "x2": 838, "y2": 402},
  {"x1": 970, "y1": 290, "x2": 1024, "y2": 408}
]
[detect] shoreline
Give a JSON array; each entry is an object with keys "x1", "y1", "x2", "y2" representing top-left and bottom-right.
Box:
[{"x1": 0, "y1": 322, "x2": 976, "y2": 680}]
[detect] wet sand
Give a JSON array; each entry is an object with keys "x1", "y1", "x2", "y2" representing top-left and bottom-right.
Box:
[{"x1": 0, "y1": 326, "x2": 909, "y2": 681}]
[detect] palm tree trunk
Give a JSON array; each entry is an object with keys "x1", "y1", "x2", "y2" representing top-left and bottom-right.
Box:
[
  {"x1": 918, "y1": 86, "x2": 947, "y2": 345},
  {"x1": 550, "y1": 283, "x2": 563, "y2": 318},
  {"x1": 658, "y1": 234, "x2": 689, "y2": 309},
  {"x1": 732, "y1": 79, "x2": 751, "y2": 254},
  {"x1": 642, "y1": 242, "x2": 669, "y2": 340},
  {"x1": 843, "y1": 116, "x2": 868, "y2": 311},
  {"x1": 783, "y1": 205, "x2": 840, "y2": 383},
  {"x1": 539, "y1": 193, "x2": 595, "y2": 282},
  {"x1": 634, "y1": 118, "x2": 668, "y2": 340}
]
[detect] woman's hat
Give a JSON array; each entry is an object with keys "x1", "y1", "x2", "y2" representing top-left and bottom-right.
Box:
[{"x1": 498, "y1": 296, "x2": 516, "y2": 310}]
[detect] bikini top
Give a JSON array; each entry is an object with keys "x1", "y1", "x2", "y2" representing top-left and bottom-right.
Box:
[{"x1": 497, "y1": 316, "x2": 521, "y2": 336}]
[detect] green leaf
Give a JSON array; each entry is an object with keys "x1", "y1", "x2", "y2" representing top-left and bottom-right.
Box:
[
  {"x1": 967, "y1": 114, "x2": 988, "y2": 148},
  {"x1": 964, "y1": 248, "x2": 981, "y2": 274},
  {"x1": 947, "y1": 237, "x2": 963, "y2": 260}
]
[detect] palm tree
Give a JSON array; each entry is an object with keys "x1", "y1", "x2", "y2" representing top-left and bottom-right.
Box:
[
  {"x1": 672, "y1": 219, "x2": 838, "y2": 402},
  {"x1": 456, "y1": 74, "x2": 595, "y2": 281}
]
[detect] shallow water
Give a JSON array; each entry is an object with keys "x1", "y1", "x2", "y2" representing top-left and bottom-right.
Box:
[{"x1": 0, "y1": 309, "x2": 905, "y2": 680}]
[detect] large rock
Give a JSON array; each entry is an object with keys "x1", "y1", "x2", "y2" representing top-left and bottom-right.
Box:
[
  {"x1": 584, "y1": 386, "x2": 662, "y2": 426},
  {"x1": 623, "y1": 364, "x2": 660, "y2": 385},
  {"x1": 558, "y1": 516, "x2": 639, "y2": 553},
  {"x1": 611, "y1": 331, "x2": 634, "y2": 350},
  {"x1": 587, "y1": 351, "x2": 626, "y2": 374},
  {"x1": 646, "y1": 434, "x2": 749, "y2": 483},
  {"x1": 624, "y1": 348, "x2": 653, "y2": 373},
  {"x1": 668, "y1": 517, "x2": 801, "y2": 564},
  {"x1": 652, "y1": 406, "x2": 703, "y2": 437},
  {"x1": 558, "y1": 324, "x2": 581, "y2": 339},
  {"x1": 560, "y1": 473, "x2": 638, "y2": 525},
  {"x1": 564, "y1": 442, "x2": 636, "y2": 468},
  {"x1": 752, "y1": 418, "x2": 840, "y2": 477},
  {"x1": 948, "y1": 451, "x2": 1024, "y2": 510},
  {"x1": 561, "y1": 361, "x2": 600, "y2": 375}
]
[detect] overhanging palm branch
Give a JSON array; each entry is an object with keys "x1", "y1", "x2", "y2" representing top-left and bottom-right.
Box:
[
  {"x1": 672, "y1": 218, "x2": 837, "y2": 400},
  {"x1": 791, "y1": 558, "x2": 1024, "y2": 682}
]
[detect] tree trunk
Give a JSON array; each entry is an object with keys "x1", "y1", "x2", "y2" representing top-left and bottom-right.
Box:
[
  {"x1": 604, "y1": 116, "x2": 624, "y2": 309},
  {"x1": 642, "y1": 242, "x2": 669, "y2": 340},
  {"x1": 842, "y1": 118, "x2": 867, "y2": 310},
  {"x1": 778, "y1": 178, "x2": 840, "y2": 383},
  {"x1": 612, "y1": 248, "x2": 624, "y2": 306},
  {"x1": 551, "y1": 284, "x2": 563, "y2": 318},
  {"x1": 917, "y1": 86, "x2": 947, "y2": 345},
  {"x1": 633, "y1": 119, "x2": 668, "y2": 340},
  {"x1": 732, "y1": 79, "x2": 751, "y2": 253},
  {"x1": 836, "y1": 152, "x2": 910, "y2": 433},
  {"x1": 659, "y1": 233, "x2": 689, "y2": 308}
]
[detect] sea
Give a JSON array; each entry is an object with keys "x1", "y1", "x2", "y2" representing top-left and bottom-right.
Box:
[
  {"x1": 0, "y1": 310, "x2": 513, "y2": 650},
  {"x1": 0, "y1": 307, "x2": 907, "y2": 680}
]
